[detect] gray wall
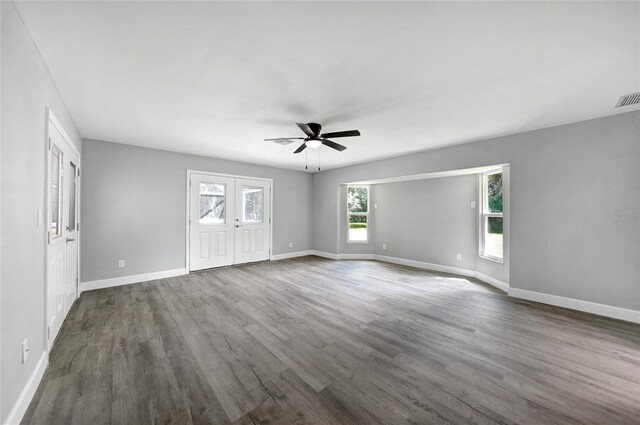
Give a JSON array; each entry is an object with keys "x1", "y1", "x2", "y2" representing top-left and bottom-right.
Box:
[
  {"x1": 80, "y1": 139, "x2": 313, "y2": 283},
  {"x1": 372, "y1": 175, "x2": 479, "y2": 271},
  {"x1": 1, "y1": 3, "x2": 83, "y2": 422},
  {"x1": 312, "y1": 112, "x2": 640, "y2": 310}
]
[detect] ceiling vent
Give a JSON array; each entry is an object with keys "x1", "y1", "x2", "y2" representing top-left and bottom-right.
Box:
[{"x1": 615, "y1": 91, "x2": 640, "y2": 108}]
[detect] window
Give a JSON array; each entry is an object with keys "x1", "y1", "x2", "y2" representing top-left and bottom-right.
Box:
[
  {"x1": 50, "y1": 145, "x2": 63, "y2": 238},
  {"x1": 242, "y1": 186, "x2": 264, "y2": 223},
  {"x1": 481, "y1": 170, "x2": 503, "y2": 261},
  {"x1": 199, "y1": 182, "x2": 226, "y2": 224},
  {"x1": 347, "y1": 186, "x2": 369, "y2": 242}
]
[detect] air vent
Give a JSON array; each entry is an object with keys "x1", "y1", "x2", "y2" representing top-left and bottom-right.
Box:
[{"x1": 615, "y1": 91, "x2": 640, "y2": 108}]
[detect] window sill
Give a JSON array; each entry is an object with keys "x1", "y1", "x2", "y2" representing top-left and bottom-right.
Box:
[
  {"x1": 347, "y1": 241, "x2": 369, "y2": 244},
  {"x1": 479, "y1": 254, "x2": 504, "y2": 264}
]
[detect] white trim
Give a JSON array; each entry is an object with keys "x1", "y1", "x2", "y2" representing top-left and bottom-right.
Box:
[
  {"x1": 337, "y1": 253, "x2": 374, "y2": 260},
  {"x1": 47, "y1": 108, "x2": 79, "y2": 156},
  {"x1": 373, "y1": 254, "x2": 476, "y2": 278},
  {"x1": 310, "y1": 250, "x2": 340, "y2": 260},
  {"x1": 3, "y1": 351, "x2": 48, "y2": 425},
  {"x1": 375, "y1": 255, "x2": 509, "y2": 292},
  {"x1": 80, "y1": 268, "x2": 187, "y2": 293},
  {"x1": 270, "y1": 250, "x2": 313, "y2": 261},
  {"x1": 479, "y1": 254, "x2": 504, "y2": 264},
  {"x1": 347, "y1": 164, "x2": 510, "y2": 185},
  {"x1": 475, "y1": 272, "x2": 509, "y2": 292},
  {"x1": 508, "y1": 288, "x2": 640, "y2": 324}
]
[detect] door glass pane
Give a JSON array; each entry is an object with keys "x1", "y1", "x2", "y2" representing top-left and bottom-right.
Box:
[
  {"x1": 68, "y1": 162, "x2": 77, "y2": 231},
  {"x1": 348, "y1": 214, "x2": 368, "y2": 241},
  {"x1": 199, "y1": 183, "x2": 226, "y2": 224},
  {"x1": 484, "y1": 217, "x2": 503, "y2": 258},
  {"x1": 242, "y1": 186, "x2": 264, "y2": 223},
  {"x1": 50, "y1": 146, "x2": 63, "y2": 237}
]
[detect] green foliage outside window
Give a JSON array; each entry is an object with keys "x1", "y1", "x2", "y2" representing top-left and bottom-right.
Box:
[
  {"x1": 487, "y1": 173, "x2": 503, "y2": 234},
  {"x1": 349, "y1": 223, "x2": 368, "y2": 229},
  {"x1": 487, "y1": 173, "x2": 502, "y2": 213},
  {"x1": 347, "y1": 187, "x2": 368, "y2": 213},
  {"x1": 488, "y1": 217, "x2": 503, "y2": 234}
]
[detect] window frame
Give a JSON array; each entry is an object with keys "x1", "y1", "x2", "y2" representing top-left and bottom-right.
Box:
[
  {"x1": 347, "y1": 185, "x2": 370, "y2": 244},
  {"x1": 49, "y1": 144, "x2": 64, "y2": 240},
  {"x1": 479, "y1": 169, "x2": 504, "y2": 262}
]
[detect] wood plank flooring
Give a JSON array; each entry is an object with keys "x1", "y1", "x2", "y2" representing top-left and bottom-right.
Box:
[{"x1": 22, "y1": 256, "x2": 640, "y2": 424}]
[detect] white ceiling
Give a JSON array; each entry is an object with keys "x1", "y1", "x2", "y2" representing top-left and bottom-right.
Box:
[{"x1": 15, "y1": 1, "x2": 640, "y2": 172}]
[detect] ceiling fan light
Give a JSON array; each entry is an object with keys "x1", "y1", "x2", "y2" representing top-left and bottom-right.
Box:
[{"x1": 305, "y1": 139, "x2": 322, "y2": 149}]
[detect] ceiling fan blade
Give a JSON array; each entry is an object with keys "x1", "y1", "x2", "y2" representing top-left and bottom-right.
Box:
[
  {"x1": 320, "y1": 129, "x2": 360, "y2": 139},
  {"x1": 321, "y1": 139, "x2": 347, "y2": 151},
  {"x1": 296, "y1": 123, "x2": 314, "y2": 137},
  {"x1": 293, "y1": 143, "x2": 307, "y2": 154},
  {"x1": 265, "y1": 138, "x2": 302, "y2": 146}
]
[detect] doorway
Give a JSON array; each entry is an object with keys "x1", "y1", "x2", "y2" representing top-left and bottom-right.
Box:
[
  {"x1": 187, "y1": 171, "x2": 272, "y2": 271},
  {"x1": 46, "y1": 110, "x2": 80, "y2": 350}
]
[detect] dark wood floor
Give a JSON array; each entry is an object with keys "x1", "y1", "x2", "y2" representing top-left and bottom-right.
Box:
[{"x1": 23, "y1": 256, "x2": 640, "y2": 425}]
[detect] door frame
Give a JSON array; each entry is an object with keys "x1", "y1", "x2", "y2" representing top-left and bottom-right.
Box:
[
  {"x1": 44, "y1": 107, "x2": 81, "y2": 351},
  {"x1": 185, "y1": 169, "x2": 273, "y2": 272}
]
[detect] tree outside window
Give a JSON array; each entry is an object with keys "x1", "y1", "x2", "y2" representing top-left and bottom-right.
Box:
[{"x1": 347, "y1": 186, "x2": 369, "y2": 242}]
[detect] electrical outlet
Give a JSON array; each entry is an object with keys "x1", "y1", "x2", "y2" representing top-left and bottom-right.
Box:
[
  {"x1": 470, "y1": 201, "x2": 476, "y2": 208},
  {"x1": 289, "y1": 242, "x2": 293, "y2": 248},
  {"x1": 456, "y1": 253, "x2": 462, "y2": 261},
  {"x1": 118, "y1": 259, "x2": 125, "y2": 268},
  {"x1": 36, "y1": 209, "x2": 42, "y2": 226},
  {"x1": 382, "y1": 243, "x2": 387, "y2": 250},
  {"x1": 374, "y1": 203, "x2": 378, "y2": 209},
  {"x1": 22, "y1": 339, "x2": 29, "y2": 364}
]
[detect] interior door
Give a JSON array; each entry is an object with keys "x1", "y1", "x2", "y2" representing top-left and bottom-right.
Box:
[
  {"x1": 189, "y1": 173, "x2": 235, "y2": 270},
  {"x1": 234, "y1": 179, "x2": 271, "y2": 264},
  {"x1": 47, "y1": 119, "x2": 80, "y2": 349}
]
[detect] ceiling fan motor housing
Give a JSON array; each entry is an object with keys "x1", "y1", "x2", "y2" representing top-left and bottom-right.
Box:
[{"x1": 306, "y1": 123, "x2": 322, "y2": 137}]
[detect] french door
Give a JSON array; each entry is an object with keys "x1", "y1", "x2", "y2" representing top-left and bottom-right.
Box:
[
  {"x1": 46, "y1": 113, "x2": 80, "y2": 349},
  {"x1": 188, "y1": 172, "x2": 271, "y2": 271}
]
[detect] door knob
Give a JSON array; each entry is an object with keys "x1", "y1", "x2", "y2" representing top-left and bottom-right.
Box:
[{"x1": 66, "y1": 238, "x2": 75, "y2": 243}]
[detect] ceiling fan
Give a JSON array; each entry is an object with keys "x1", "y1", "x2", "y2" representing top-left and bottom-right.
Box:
[{"x1": 265, "y1": 123, "x2": 361, "y2": 154}]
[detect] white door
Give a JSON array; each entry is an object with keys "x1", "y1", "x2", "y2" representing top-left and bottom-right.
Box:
[
  {"x1": 235, "y1": 179, "x2": 271, "y2": 264},
  {"x1": 189, "y1": 173, "x2": 235, "y2": 270},
  {"x1": 47, "y1": 117, "x2": 80, "y2": 349}
]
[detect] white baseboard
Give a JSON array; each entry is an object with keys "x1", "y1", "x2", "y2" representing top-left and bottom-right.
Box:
[
  {"x1": 310, "y1": 250, "x2": 339, "y2": 260},
  {"x1": 476, "y1": 271, "x2": 510, "y2": 292},
  {"x1": 271, "y1": 250, "x2": 313, "y2": 261},
  {"x1": 337, "y1": 253, "x2": 375, "y2": 260},
  {"x1": 509, "y1": 288, "x2": 640, "y2": 324},
  {"x1": 320, "y1": 253, "x2": 638, "y2": 323},
  {"x1": 4, "y1": 351, "x2": 48, "y2": 425},
  {"x1": 373, "y1": 254, "x2": 477, "y2": 278},
  {"x1": 80, "y1": 268, "x2": 187, "y2": 293}
]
